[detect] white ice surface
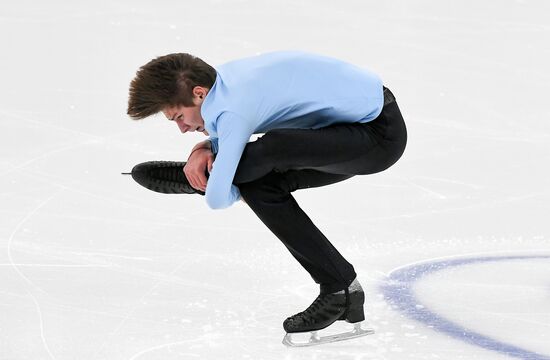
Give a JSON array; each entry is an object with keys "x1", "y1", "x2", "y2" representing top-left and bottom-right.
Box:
[{"x1": 1, "y1": 1, "x2": 549, "y2": 359}]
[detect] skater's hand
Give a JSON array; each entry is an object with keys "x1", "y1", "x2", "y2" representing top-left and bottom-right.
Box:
[{"x1": 184, "y1": 147, "x2": 215, "y2": 192}]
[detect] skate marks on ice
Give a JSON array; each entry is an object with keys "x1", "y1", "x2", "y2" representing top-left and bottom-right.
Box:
[
  {"x1": 282, "y1": 322, "x2": 374, "y2": 347},
  {"x1": 380, "y1": 253, "x2": 550, "y2": 360},
  {"x1": 6, "y1": 192, "x2": 62, "y2": 360}
]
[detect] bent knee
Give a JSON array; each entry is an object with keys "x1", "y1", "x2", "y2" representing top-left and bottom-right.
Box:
[{"x1": 238, "y1": 171, "x2": 295, "y2": 201}]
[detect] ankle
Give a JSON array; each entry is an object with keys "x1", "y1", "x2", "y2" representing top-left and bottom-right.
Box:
[
  {"x1": 329, "y1": 278, "x2": 362, "y2": 296},
  {"x1": 348, "y1": 277, "x2": 363, "y2": 292}
]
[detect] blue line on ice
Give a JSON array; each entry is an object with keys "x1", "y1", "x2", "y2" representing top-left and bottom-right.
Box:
[{"x1": 380, "y1": 254, "x2": 550, "y2": 360}]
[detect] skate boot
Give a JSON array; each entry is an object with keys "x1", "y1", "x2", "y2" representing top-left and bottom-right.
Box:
[
  {"x1": 282, "y1": 278, "x2": 374, "y2": 347},
  {"x1": 124, "y1": 161, "x2": 209, "y2": 195}
]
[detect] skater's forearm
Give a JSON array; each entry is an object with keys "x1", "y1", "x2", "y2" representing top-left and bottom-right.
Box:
[{"x1": 204, "y1": 113, "x2": 254, "y2": 209}]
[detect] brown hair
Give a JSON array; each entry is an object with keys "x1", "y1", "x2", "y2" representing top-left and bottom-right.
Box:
[{"x1": 127, "y1": 53, "x2": 217, "y2": 120}]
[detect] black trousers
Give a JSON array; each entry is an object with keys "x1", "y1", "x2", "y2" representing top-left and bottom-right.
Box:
[{"x1": 230, "y1": 86, "x2": 407, "y2": 294}]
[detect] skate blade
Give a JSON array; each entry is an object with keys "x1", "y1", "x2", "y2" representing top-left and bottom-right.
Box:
[{"x1": 282, "y1": 322, "x2": 374, "y2": 347}]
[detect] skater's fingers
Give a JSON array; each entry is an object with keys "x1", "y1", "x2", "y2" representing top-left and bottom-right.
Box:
[
  {"x1": 193, "y1": 173, "x2": 206, "y2": 192},
  {"x1": 193, "y1": 179, "x2": 203, "y2": 191},
  {"x1": 198, "y1": 172, "x2": 207, "y2": 189},
  {"x1": 190, "y1": 168, "x2": 200, "y2": 186},
  {"x1": 185, "y1": 172, "x2": 198, "y2": 190},
  {"x1": 186, "y1": 171, "x2": 198, "y2": 190},
  {"x1": 185, "y1": 154, "x2": 210, "y2": 192},
  {"x1": 192, "y1": 175, "x2": 202, "y2": 190},
  {"x1": 195, "y1": 178, "x2": 205, "y2": 191},
  {"x1": 184, "y1": 163, "x2": 200, "y2": 188},
  {"x1": 207, "y1": 156, "x2": 214, "y2": 173}
]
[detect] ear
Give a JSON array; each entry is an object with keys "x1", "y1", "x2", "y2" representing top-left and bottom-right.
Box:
[{"x1": 193, "y1": 86, "x2": 209, "y2": 105}]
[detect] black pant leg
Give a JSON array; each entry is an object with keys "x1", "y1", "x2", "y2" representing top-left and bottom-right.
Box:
[
  {"x1": 238, "y1": 169, "x2": 357, "y2": 294},
  {"x1": 232, "y1": 87, "x2": 407, "y2": 293}
]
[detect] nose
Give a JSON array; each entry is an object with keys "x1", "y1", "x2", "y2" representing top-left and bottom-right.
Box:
[{"x1": 175, "y1": 119, "x2": 189, "y2": 133}]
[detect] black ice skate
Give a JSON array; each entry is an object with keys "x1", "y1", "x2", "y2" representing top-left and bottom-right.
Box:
[
  {"x1": 282, "y1": 278, "x2": 374, "y2": 347},
  {"x1": 123, "y1": 161, "x2": 208, "y2": 195}
]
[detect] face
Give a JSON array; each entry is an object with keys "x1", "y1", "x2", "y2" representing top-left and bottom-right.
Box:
[{"x1": 162, "y1": 87, "x2": 209, "y2": 136}]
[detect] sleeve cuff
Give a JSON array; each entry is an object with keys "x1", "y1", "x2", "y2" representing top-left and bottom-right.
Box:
[{"x1": 208, "y1": 138, "x2": 219, "y2": 154}]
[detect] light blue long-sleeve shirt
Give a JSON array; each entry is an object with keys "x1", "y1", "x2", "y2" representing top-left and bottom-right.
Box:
[{"x1": 201, "y1": 50, "x2": 384, "y2": 209}]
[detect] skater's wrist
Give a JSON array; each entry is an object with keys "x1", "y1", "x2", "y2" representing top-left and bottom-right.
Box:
[
  {"x1": 188, "y1": 146, "x2": 211, "y2": 159},
  {"x1": 192, "y1": 140, "x2": 212, "y2": 151},
  {"x1": 189, "y1": 141, "x2": 212, "y2": 159}
]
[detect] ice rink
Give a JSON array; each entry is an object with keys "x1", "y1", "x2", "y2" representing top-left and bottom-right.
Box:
[{"x1": 1, "y1": 0, "x2": 549, "y2": 359}]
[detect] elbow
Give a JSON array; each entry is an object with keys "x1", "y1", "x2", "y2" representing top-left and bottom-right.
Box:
[{"x1": 205, "y1": 193, "x2": 231, "y2": 210}]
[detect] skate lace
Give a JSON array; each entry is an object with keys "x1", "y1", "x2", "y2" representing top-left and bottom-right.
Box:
[
  {"x1": 290, "y1": 295, "x2": 329, "y2": 324},
  {"x1": 151, "y1": 165, "x2": 185, "y2": 182}
]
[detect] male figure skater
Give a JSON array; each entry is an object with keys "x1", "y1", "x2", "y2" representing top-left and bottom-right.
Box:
[{"x1": 127, "y1": 50, "x2": 407, "y2": 345}]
